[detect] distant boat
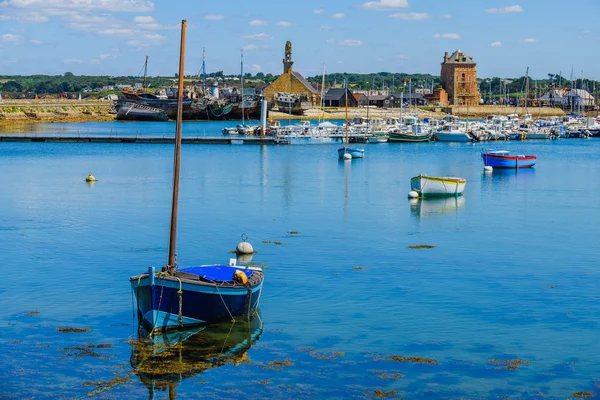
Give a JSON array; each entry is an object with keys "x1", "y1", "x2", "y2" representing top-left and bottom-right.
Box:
[
  {"x1": 130, "y1": 21, "x2": 264, "y2": 332},
  {"x1": 275, "y1": 92, "x2": 313, "y2": 115},
  {"x1": 481, "y1": 150, "x2": 536, "y2": 169},
  {"x1": 116, "y1": 102, "x2": 168, "y2": 121},
  {"x1": 388, "y1": 130, "x2": 432, "y2": 142},
  {"x1": 434, "y1": 123, "x2": 472, "y2": 142},
  {"x1": 410, "y1": 174, "x2": 466, "y2": 197},
  {"x1": 338, "y1": 84, "x2": 364, "y2": 159},
  {"x1": 367, "y1": 133, "x2": 389, "y2": 143}
]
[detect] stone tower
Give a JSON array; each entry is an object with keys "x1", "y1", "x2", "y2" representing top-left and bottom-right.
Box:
[
  {"x1": 283, "y1": 41, "x2": 293, "y2": 73},
  {"x1": 440, "y1": 50, "x2": 481, "y2": 106}
]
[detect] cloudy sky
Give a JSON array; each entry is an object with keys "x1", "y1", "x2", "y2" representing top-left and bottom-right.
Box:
[{"x1": 0, "y1": 0, "x2": 598, "y2": 79}]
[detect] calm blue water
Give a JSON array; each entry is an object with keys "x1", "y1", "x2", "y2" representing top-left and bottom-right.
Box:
[{"x1": 1, "y1": 123, "x2": 600, "y2": 399}]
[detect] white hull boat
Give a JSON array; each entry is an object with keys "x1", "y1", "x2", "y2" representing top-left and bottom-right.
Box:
[{"x1": 410, "y1": 174, "x2": 466, "y2": 197}]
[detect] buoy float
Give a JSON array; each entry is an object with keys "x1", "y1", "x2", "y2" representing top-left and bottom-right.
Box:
[
  {"x1": 343, "y1": 153, "x2": 352, "y2": 160},
  {"x1": 483, "y1": 166, "x2": 493, "y2": 172},
  {"x1": 236, "y1": 233, "x2": 254, "y2": 255},
  {"x1": 85, "y1": 173, "x2": 97, "y2": 182},
  {"x1": 408, "y1": 191, "x2": 419, "y2": 199}
]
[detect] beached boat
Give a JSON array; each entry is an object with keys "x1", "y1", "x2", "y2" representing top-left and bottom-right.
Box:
[
  {"x1": 116, "y1": 102, "x2": 168, "y2": 121},
  {"x1": 410, "y1": 174, "x2": 466, "y2": 197},
  {"x1": 275, "y1": 92, "x2": 313, "y2": 115},
  {"x1": 481, "y1": 150, "x2": 536, "y2": 169},
  {"x1": 130, "y1": 21, "x2": 264, "y2": 332}
]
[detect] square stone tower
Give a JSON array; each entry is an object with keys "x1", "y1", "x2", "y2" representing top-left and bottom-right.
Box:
[{"x1": 440, "y1": 50, "x2": 481, "y2": 106}]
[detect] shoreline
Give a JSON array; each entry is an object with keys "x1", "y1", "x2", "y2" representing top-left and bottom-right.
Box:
[{"x1": 0, "y1": 100, "x2": 573, "y2": 127}]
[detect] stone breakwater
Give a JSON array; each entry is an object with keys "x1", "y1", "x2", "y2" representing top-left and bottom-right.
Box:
[{"x1": 0, "y1": 100, "x2": 115, "y2": 125}]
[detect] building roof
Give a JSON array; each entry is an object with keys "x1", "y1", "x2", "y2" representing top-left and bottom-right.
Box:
[
  {"x1": 389, "y1": 92, "x2": 423, "y2": 100},
  {"x1": 565, "y1": 88, "x2": 594, "y2": 99},
  {"x1": 353, "y1": 93, "x2": 366, "y2": 101},
  {"x1": 292, "y1": 71, "x2": 319, "y2": 94},
  {"x1": 324, "y1": 88, "x2": 350, "y2": 101},
  {"x1": 443, "y1": 49, "x2": 475, "y2": 64},
  {"x1": 368, "y1": 95, "x2": 388, "y2": 101}
]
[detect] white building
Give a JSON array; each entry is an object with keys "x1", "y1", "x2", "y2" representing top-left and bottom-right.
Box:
[{"x1": 563, "y1": 89, "x2": 595, "y2": 108}]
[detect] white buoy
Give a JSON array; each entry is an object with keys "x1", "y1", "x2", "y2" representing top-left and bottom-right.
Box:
[
  {"x1": 343, "y1": 153, "x2": 352, "y2": 160},
  {"x1": 484, "y1": 166, "x2": 493, "y2": 172},
  {"x1": 236, "y1": 233, "x2": 254, "y2": 255},
  {"x1": 408, "y1": 191, "x2": 419, "y2": 198}
]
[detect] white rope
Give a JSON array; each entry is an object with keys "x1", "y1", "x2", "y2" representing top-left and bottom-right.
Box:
[{"x1": 215, "y1": 284, "x2": 235, "y2": 322}]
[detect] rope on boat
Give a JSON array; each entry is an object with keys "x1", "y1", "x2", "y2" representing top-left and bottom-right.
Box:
[
  {"x1": 215, "y1": 284, "x2": 236, "y2": 322},
  {"x1": 176, "y1": 277, "x2": 183, "y2": 328}
]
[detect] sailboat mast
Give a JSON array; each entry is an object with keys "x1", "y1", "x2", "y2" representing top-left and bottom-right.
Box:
[
  {"x1": 201, "y1": 47, "x2": 206, "y2": 95},
  {"x1": 345, "y1": 79, "x2": 349, "y2": 149},
  {"x1": 524, "y1": 67, "x2": 529, "y2": 115},
  {"x1": 167, "y1": 19, "x2": 187, "y2": 274},
  {"x1": 143, "y1": 55, "x2": 148, "y2": 92},
  {"x1": 241, "y1": 49, "x2": 244, "y2": 125},
  {"x1": 319, "y1": 64, "x2": 325, "y2": 123}
]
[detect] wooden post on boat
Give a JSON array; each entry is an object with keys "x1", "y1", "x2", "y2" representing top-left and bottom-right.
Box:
[{"x1": 167, "y1": 19, "x2": 187, "y2": 276}]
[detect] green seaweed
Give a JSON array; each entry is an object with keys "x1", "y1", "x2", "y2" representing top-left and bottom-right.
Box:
[
  {"x1": 407, "y1": 245, "x2": 437, "y2": 249},
  {"x1": 26, "y1": 311, "x2": 40, "y2": 317},
  {"x1": 488, "y1": 358, "x2": 530, "y2": 370},
  {"x1": 261, "y1": 358, "x2": 294, "y2": 370},
  {"x1": 382, "y1": 355, "x2": 439, "y2": 365},
  {"x1": 57, "y1": 327, "x2": 92, "y2": 333}
]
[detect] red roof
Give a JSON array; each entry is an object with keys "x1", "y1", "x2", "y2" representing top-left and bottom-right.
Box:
[{"x1": 353, "y1": 93, "x2": 366, "y2": 100}]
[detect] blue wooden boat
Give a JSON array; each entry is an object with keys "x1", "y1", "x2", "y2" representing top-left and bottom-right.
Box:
[
  {"x1": 130, "y1": 21, "x2": 264, "y2": 332},
  {"x1": 338, "y1": 147, "x2": 365, "y2": 158},
  {"x1": 481, "y1": 150, "x2": 536, "y2": 169}
]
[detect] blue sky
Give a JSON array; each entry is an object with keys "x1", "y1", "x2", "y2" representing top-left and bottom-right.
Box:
[{"x1": 0, "y1": 0, "x2": 598, "y2": 79}]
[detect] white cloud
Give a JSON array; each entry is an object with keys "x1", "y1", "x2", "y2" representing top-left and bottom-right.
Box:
[
  {"x1": 339, "y1": 39, "x2": 362, "y2": 46},
  {"x1": 326, "y1": 39, "x2": 334, "y2": 44},
  {"x1": 127, "y1": 32, "x2": 164, "y2": 47},
  {"x1": 89, "y1": 59, "x2": 100, "y2": 64},
  {"x1": 389, "y1": 12, "x2": 430, "y2": 20},
  {"x1": 204, "y1": 14, "x2": 224, "y2": 20},
  {"x1": 0, "y1": 1, "x2": 8, "y2": 7},
  {"x1": 320, "y1": 25, "x2": 331, "y2": 30},
  {"x1": 249, "y1": 19, "x2": 267, "y2": 26},
  {"x1": 99, "y1": 53, "x2": 115, "y2": 59},
  {"x1": 251, "y1": 64, "x2": 262, "y2": 72},
  {"x1": 20, "y1": 12, "x2": 47, "y2": 22},
  {"x1": 97, "y1": 28, "x2": 136, "y2": 36},
  {"x1": 433, "y1": 33, "x2": 460, "y2": 39},
  {"x1": 1, "y1": 33, "x2": 21, "y2": 42},
  {"x1": 30, "y1": 39, "x2": 41, "y2": 44},
  {"x1": 134, "y1": 15, "x2": 154, "y2": 24},
  {"x1": 332, "y1": 12, "x2": 345, "y2": 19},
  {"x1": 9, "y1": 0, "x2": 154, "y2": 12},
  {"x1": 242, "y1": 33, "x2": 271, "y2": 40},
  {"x1": 242, "y1": 44, "x2": 258, "y2": 50},
  {"x1": 520, "y1": 38, "x2": 536, "y2": 43},
  {"x1": 491, "y1": 41, "x2": 502, "y2": 47},
  {"x1": 487, "y1": 5, "x2": 523, "y2": 14},
  {"x1": 393, "y1": 54, "x2": 408, "y2": 60},
  {"x1": 360, "y1": 0, "x2": 409, "y2": 10},
  {"x1": 439, "y1": 14, "x2": 452, "y2": 19},
  {"x1": 277, "y1": 20, "x2": 294, "y2": 27},
  {"x1": 313, "y1": 9, "x2": 324, "y2": 14},
  {"x1": 63, "y1": 58, "x2": 82, "y2": 64}
]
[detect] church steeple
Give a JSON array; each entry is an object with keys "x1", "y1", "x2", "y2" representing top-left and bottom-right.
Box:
[{"x1": 283, "y1": 41, "x2": 293, "y2": 73}]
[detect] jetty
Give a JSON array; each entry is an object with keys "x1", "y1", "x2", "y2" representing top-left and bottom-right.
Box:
[{"x1": 0, "y1": 135, "x2": 288, "y2": 145}]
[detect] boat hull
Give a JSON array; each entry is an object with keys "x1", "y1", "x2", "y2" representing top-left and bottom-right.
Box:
[
  {"x1": 435, "y1": 132, "x2": 471, "y2": 142},
  {"x1": 131, "y1": 266, "x2": 263, "y2": 331},
  {"x1": 388, "y1": 132, "x2": 432, "y2": 142},
  {"x1": 482, "y1": 153, "x2": 536, "y2": 168},
  {"x1": 338, "y1": 147, "x2": 365, "y2": 158},
  {"x1": 410, "y1": 175, "x2": 466, "y2": 197}
]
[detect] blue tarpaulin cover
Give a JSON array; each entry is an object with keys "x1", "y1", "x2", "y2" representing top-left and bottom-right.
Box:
[{"x1": 179, "y1": 265, "x2": 255, "y2": 281}]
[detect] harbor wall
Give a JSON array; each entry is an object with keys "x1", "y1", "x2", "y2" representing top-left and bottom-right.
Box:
[{"x1": 447, "y1": 105, "x2": 566, "y2": 118}]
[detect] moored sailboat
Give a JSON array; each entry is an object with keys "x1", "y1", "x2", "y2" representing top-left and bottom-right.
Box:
[{"x1": 130, "y1": 20, "x2": 264, "y2": 332}]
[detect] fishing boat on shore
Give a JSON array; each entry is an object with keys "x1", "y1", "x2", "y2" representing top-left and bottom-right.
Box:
[
  {"x1": 481, "y1": 150, "x2": 536, "y2": 169},
  {"x1": 116, "y1": 102, "x2": 168, "y2": 122},
  {"x1": 130, "y1": 21, "x2": 264, "y2": 332},
  {"x1": 275, "y1": 92, "x2": 313, "y2": 115},
  {"x1": 410, "y1": 174, "x2": 466, "y2": 197}
]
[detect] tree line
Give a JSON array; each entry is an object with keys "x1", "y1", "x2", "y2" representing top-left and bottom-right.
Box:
[{"x1": 1, "y1": 71, "x2": 598, "y2": 98}]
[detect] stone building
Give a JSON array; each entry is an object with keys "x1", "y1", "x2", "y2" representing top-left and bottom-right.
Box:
[
  {"x1": 262, "y1": 41, "x2": 321, "y2": 106},
  {"x1": 440, "y1": 50, "x2": 480, "y2": 106}
]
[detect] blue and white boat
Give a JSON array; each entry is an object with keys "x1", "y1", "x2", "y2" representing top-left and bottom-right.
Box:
[
  {"x1": 481, "y1": 150, "x2": 536, "y2": 169},
  {"x1": 338, "y1": 146, "x2": 365, "y2": 158},
  {"x1": 130, "y1": 21, "x2": 264, "y2": 332}
]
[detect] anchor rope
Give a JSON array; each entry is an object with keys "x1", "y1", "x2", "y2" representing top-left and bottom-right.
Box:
[{"x1": 215, "y1": 283, "x2": 236, "y2": 322}]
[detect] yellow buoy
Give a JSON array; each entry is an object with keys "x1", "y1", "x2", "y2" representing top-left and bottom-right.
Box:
[{"x1": 85, "y1": 173, "x2": 97, "y2": 182}]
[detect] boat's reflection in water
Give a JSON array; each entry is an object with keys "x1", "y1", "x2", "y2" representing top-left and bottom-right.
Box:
[
  {"x1": 409, "y1": 196, "x2": 466, "y2": 219},
  {"x1": 130, "y1": 314, "x2": 263, "y2": 399}
]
